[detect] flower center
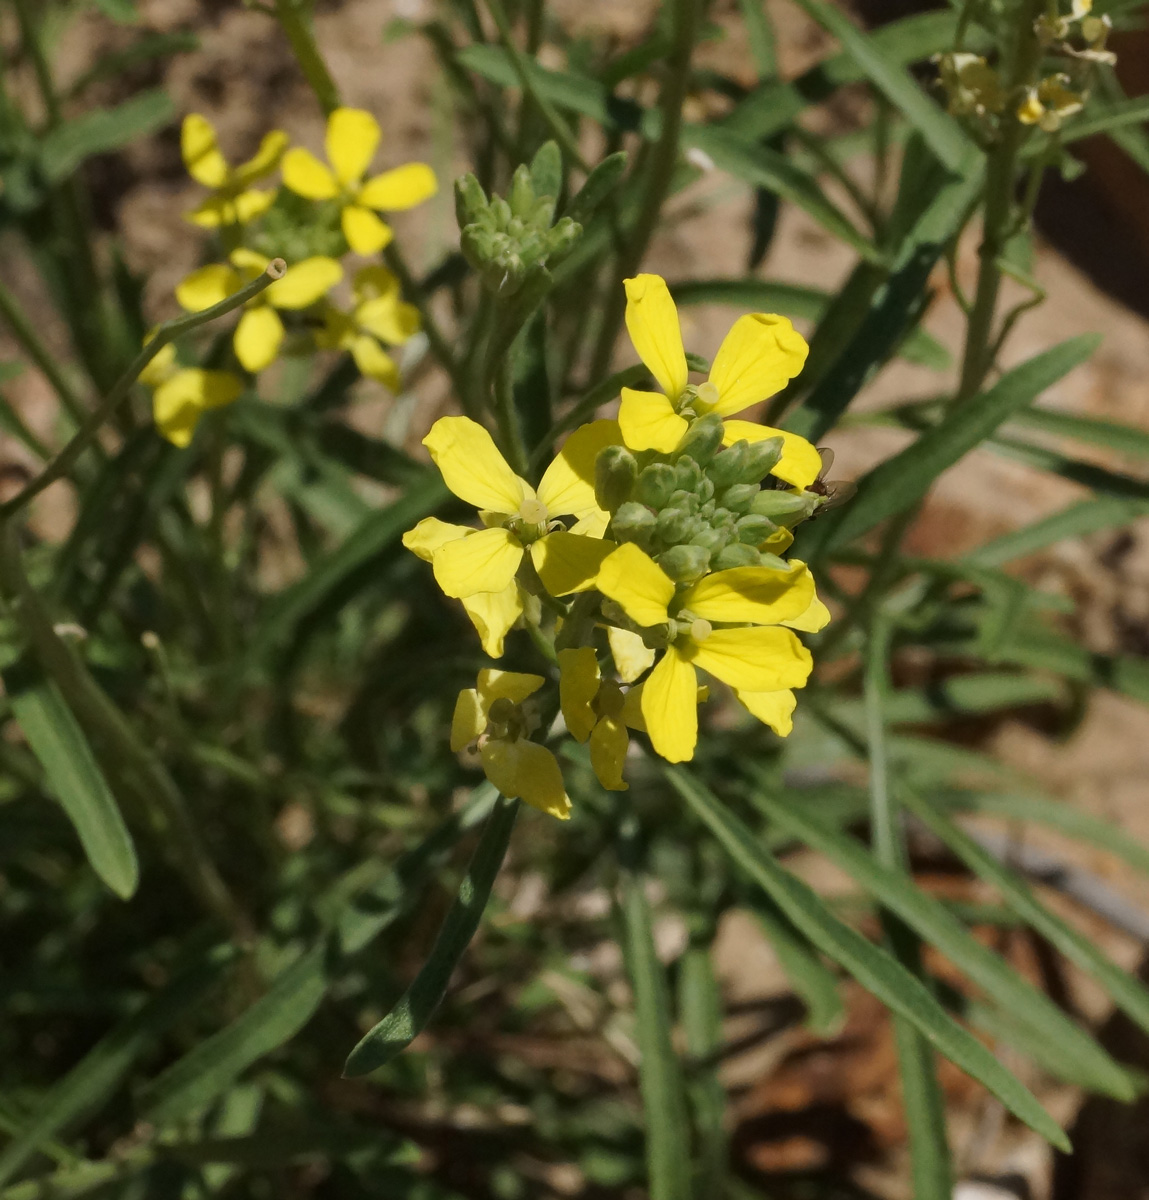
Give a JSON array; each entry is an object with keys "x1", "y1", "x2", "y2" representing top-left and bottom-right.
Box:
[
  {"x1": 518, "y1": 496, "x2": 548, "y2": 525},
  {"x1": 690, "y1": 618, "x2": 713, "y2": 643},
  {"x1": 695, "y1": 381, "x2": 720, "y2": 410}
]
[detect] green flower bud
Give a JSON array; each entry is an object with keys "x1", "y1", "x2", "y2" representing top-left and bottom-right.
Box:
[
  {"x1": 529, "y1": 140, "x2": 562, "y2": 202},
  {"x1": 717, "y1": 483, "x2": 758, "y2": 514},
  {"x1": 713, "y1": 543, "x2": 761, "y2": 570},
  {"x1": 749, "y1": 489, "x2": 813, "y2": 520},
  {"x1": 735, "y1": 513, "x2": 778, "y2": 544},
  {"x1": 612, "y1": 501, "x2": 656, "y2": 549},
  {"x1": 690, "y1": 527, "x2": 728, "y2": 554},
  {"x1": 655, "y1": 506, "x2": 696, "y2": 544},
  {"x1": 635, "y1": 463, "x2": 677, "y2": 508},
  {"x1": 545, "y1": 216, "x2": 582, "y2": 264},
  {"x1": 657, "y1": 544, "x2": 711, "y2": 583},
  {"x1": 697, "y1": 477, "x2": 715, "y2": 503},
  {"x1": 759, "y1": 552, "x2": 790, "y2": 571},
  {"x1": 699, "y1": 499, "x2": 716, "y2": 520},
  {"x1": 531, "y1": 196, "x2": 557, "y2": 228},
  {"x1": 674, "y1": 457, "x2": 703, "y2": 493},
  {"x1": 489, "y1": 196, "x2": 511, "y2": 230},
  {"x1": 668, "y1": 488, "x2": 695, "y2": 512},
  {"x1": 675, "y1": 413, "x2": 725, "y2": 465},
  {"x1": 736, "y1": 436, "x2": 784, "y2": 484},
  {"x1": 455, "y1": 174, "x2": 488, "y2": 229},
  {"x1": 510, "y1": 165, "x2": 536, "y2": 218},
  {"x1": 594, "y1": 445, "x2": 638, "y2": 513},
  {"x1": 712, "y1": 508, "x2": 737, "y2": 532},
  {"x1": 706, "y1": 441, "x2": 749, "y2": 488}
]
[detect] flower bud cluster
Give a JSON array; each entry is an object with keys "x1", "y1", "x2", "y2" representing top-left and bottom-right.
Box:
[
  {"x1": 456, "y1": 166, "x2": 581, "y2": 298},
  {"x1": 593, "y1": 413, "x2": 818, "y2": 585}
]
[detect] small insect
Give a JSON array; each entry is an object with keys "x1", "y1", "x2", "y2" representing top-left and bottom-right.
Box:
[{"x1": 807, "y1": 448, "x2": 857, "y2": 516}]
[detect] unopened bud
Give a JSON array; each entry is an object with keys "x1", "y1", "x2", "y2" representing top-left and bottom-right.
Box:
[
  {"x1": 635, "y1": 463, "x2": 677, "y2": 509},
  {"x1": 735, "y1": 513, "x2": 778, "y2": 545},
  {"x1": 454, "y1": 173, "x2": 488, "y2": 228},
  {"x1": 529, "y1": 140, "x2": 562, "y2": 202},
  {"x1": 749, "y1": 489, "x2": 813, "y2": 520},
  {"x1": 545, "y1": 216, "x2": 582, "y2": 264},
  {"x1": 509, "y1": 166, "x2": 536, "y2": 219},
  {"x1": 657, "y1": 544, "x2": 711, "y2": 583},
  {"x1": 612, "y1": 501, "x2": 656, "y2": 548},
  {"x1": 655, "y1": 506, "x2": 696, "y2": 544},
  {"x1": 690, "y1": 527, "x2": 728, "y2": 554},
  {"x1": 713, "y1": 543, "x2": 761, "y2": 570},
  {"x1": 718, "y1": 483, "x2": 758, "y2": 514},
  {"x1": 489, "y1": 196, "x2": 512, "y2": 230},
  {"x1": 736, "y1": 436, "x2": 784, "y2": 483},
  {"x1": 594, "y1": 445, "x2": 638, "y2": 513},
  {"x1": 676, "y1": 413, "x2": 724, "y2": 465},
  {"x1": 674, "y1": 457, "x2": 703, "y2": 493},
  {"x1": 759, "y1": 552, "x2": 790, "y2": 571}
]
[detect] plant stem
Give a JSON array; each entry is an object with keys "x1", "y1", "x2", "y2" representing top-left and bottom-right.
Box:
[
  {"x1": 272, "y1": 0, "x2": 340, "y2": 114},
  {"x1": 0, "y1": 262, "x2": 283, "y2": 521},
  {"x1": 493, "y1": 352, "x2": 529, "y2": 476},
  {"x1": 0, "y1": 278, "x2": 88, "y2": 426},
  {"x1": 11, "y1": 0, "x2": 61, "y2": 128},
  {"x1": 587, "y1": 0, "x2": 698, "y2": 385}
]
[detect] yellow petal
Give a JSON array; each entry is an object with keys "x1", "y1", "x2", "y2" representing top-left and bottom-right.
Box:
[
  {"x1": 737, "y1": 688, "x2": 797, "y2": 737},
  {"x1": 537, "y1": 419, "x2": 622, "y2": 520},
  {"x1": 606, "y1": 626, "x2": 656, "y2": 683},
  {"x1": 1017, "y1": 89, "x2": 1043, "y2": 125},
  {"x1": 451, "y1": 688, "x2": 486, "y2": 751},
  {"x1": 185, "y1": 196, "x2": 232, "y2": 228},
  {"x1": 720, "y1": 420, "x2": 822, "y2": 490},
  {"x1": 461, "y1": 586, "x2": 523, "y2": 657},
  {"x1": 596, "y1": 543, "x2": 674, "y2": 628},
  {"x1": 233, "y1": 305, "x2": 285, "y2": 373},
  {"x1": 233, "y1": 130, "x2": 289, "y2": 187},
  {"x1": 233, "y1": 188, "x2": 276, "y2": 224},
  {"x1": 782, "y1": 575, "x2": 831, "y2": 634},
  {"x1": 476, "y1": 668, "x2": 545, "y2": 707},
  {"x1": 618, "y1": 388, "x2": 688, "y2": 454},
  {"x1": 267, "y1": 256, "x2": 343, "y2": 309},
  {"x1": 623, "y1": 274, "x2": 687, "y2": 400},
  {"x1": 423, "y1": 416, "x2": 527, "y2": 513},
  {"x1": 432, "y1": 526, "x2": 523, "y2": 598},
  {"x1": 350, "y1": 335, "x2": 400, "y2": 388},
  {"x1": 281, "y1": 147, "x2": 339, "y2": 199},
  {"x1": 481, "y1": 740, "x2": 571, "y2": 820},
  {"x1": 357, "y1": 163, "x2": 438, "y2": 210},
  {"x1": 530, "y1": 531, "x2": 615, "y2": 597},
  {"x1": 352, "y1": 265, "x2": 400, "y2": 302},
  {"x1": 355, "y1": 295, "x2": 419, "y2": 345},
  {"x1": 640, "y1": 647, "x2": 698, "y2": 763},
  {"x1": 181, "y1": 114, "x2": 228, "y2": 188},
  {"x1": 342, "y1": 205, "x2": 393, "y2": 255},
  {"x1": 402, "y1": 516, "x2": 472, "y2": 562},
  {"x1": 327, "y1": 107, "x2": 380, "y2": 187},
  {"x1": 139, "y1": 341, "x2": 176, "y2": 386},
  {"x1": 152, "y1": 369, "x2": 239, "y2": 448},
  {"x1": 688, "y1": 627, "x2": 812, "y2": 692},
  {"x1": 229, "y1": 247, "x2": 271, "y2": 278},
  {"x1": 707, "y1": 314, "x2": 809, "y2": 416},
  {"x1": 175, "y1": 263, "x2": 240, "y2": 313},
  {"x1": 682, "y1": 563, "x2": 814, "y2": 625},
  {"x1": 621, "y1": 682, "x2": 646, "y2": 731},
  {"x1": 761, "y1": 526, "x2": 795, "y2": 554},
  {"x1": 590, "y1": 717, "x2": 629, "y2": 790},
  {"x1": 558, "y1": 647, "x2": 600, "y2": 743},
  {"x1": 569, "y1": 509, "x2": 610, "y2": 538}
]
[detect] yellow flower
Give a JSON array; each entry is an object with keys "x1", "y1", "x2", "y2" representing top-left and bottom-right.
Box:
[
  {"x1": 451, "y1": 669, "x2": 571, "y2": 820},
  {"x1": 936, "y1": 53, "x2": 1006, "y2": 117},
  {"x1": 596, "y1": 543, "x2": 822, "y2": 761},
  {"x1": 558, "y1": 647, "x2": 647, "y2": 791},
  {"x1": 281, "y1": 108, "x2": 437, "y2": 255},
  {"x1": 181, "y1": 114, "x2": 287, "y2": 228},
  {"x1": 176, "y1": 249, "x2": 343, "y2": 373},
  {"x1": 412, "y1": 417, "x2": 620, "y2": 601},
  {"x1": 1017, "y1": 75, "x2": 1086, "y2": 132},
  {"x1": 618, "y1": 274, "x2": 820, "y2": 489},
  {"x1": 317, "y1": 266, "x2": 420, "y2": 388},
  {"x1": 140, "y1": 342, "x2": 242, "y2": 448}
]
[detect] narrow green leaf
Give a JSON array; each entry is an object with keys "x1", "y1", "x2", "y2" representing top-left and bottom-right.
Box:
[
  {"x1": 747, "y1": 897, "x2": 844, "y2": 1034},
  {"x1": 989, "y1": 434, "x2": 1149, "y2": 500},
  {"x1": 1009, "y1": 405, "x2": 1149, "y2": 460},
  {"x1": 750, "y1": 785, "x2": 1136, "y2": 1100},
  {"x1": 807, "y1": 334, "x2": 1100, "y2": 553},
  {"x1": 666, "y1": 767, "x2": 1071, "y2": 1150},
  {"x1": 1028, "y1": 94, "x2": 1149, "y2": 150},
  {"x1": 620, "y1": 866, "x2": 692, "y2": 1200},
  {"x1": 5, "y1": 670, "x2": 138, "y2": 899},
  {"x1": 787, "y1": 0, "x2": 970, "y2": 171},
  {"x1": 905, "y1": 792, "x2": 1149, "y2": 1043},
  {"x1": 0, "y1": 946, "x2": 233, "y2": 1188},
  {"x1": 683, "y1": 126, "x2": 883, "y2": 263},
  {"x1": 343, "y1": 796, "x2": 519, "y2": 1076},
  {"x1": 677, "y1": 945, "x2": 727, "y2": 1200},
  {"x1": 967, "y1": 497, "x2": 1149, "y2": 568},
  {"x1": 139, "y1": 947, "x2": 327, "y2": 1124},
  {"x1": 736, "y1": 0, "x2": 777, "y2": 78},
  {"x1": 39, "y1": 90, "x2": 175, "y2": 182}
]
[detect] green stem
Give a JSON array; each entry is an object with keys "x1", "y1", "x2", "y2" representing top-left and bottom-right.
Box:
[
  {"x1": 0, "y1": 261, "x2": 283, "y2": 521},
  {"x1": 530, "y1": 364, "x2": 648, "y2": 470},
  {"x1": 11, "y1": 0, "x2": 61, "y2": 128},
  {"x1": 587, "y1": 0, "x2": 698, "y2": 384},
  {"x1": 272, "y1": 0, "x2": 340, "y2": 114},
  {"x1": 493, "y1": 352, "x2": 529, "y2": 476},
  {"x1": 0, "y1": 278, "x2": 88, "y2": 426}
]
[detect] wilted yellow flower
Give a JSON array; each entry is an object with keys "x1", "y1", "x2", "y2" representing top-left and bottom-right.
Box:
[
  {"x1": 181, "y1": 114, "x2": 287, "y2": 228},
  {"x1": 282, "y1": 108, "x2": 437, "y2": 255},
  {"x1": 936, "y1": 53, "x2": 1006, "y2": 117},
  {"x1": 177, "y1": 250, "x2": 342, "y2": 373},
  {"x1": 558, "y1": 647, "x2": 646, "y2": 791},
  {"x1": 317, "y1": 265, "x2": 420, "y2": 388},
  {"x1": 409, "y1": 417, "x2": 619, "y2": 601},
  {"x1": 451, "y1": 669, "x2": 571, "y2": 820},
  {"x1": 140, "y1": 341, "x2": 242, "y2": 448},
  {"x1": 1018, "y1": 74, "x2": 1086, "y2": 131},
  {"x1": 618, "y1": 274, "x2": 820, "y2": 489},
  {"x1": 596, "y1": 543, "x2": 824, "y2": 761}
]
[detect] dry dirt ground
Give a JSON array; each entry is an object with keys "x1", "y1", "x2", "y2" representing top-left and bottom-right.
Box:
[{"x1": 3, "y1": 0, "x2": 1149, "y2": 1197}]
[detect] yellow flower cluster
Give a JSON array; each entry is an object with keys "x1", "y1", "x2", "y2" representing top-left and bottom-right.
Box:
[
  {"x1": 146, "y1": 108, "x2": 435, "y2": 446},
  {"x1": 405, "y1": 274, "x2": 830, "y2": 820}
]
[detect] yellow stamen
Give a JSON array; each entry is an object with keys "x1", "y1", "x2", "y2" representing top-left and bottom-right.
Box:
[{"x1": 691, "y1": 618, "x2": 713, "y2": 643}]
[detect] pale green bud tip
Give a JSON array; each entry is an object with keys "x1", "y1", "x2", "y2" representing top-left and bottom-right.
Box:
[
  {"x1": 594, "y1": 445, "x2": 638, "y2": 513},
  {"x1": 696, "y1": 381, "x2": 719, "y2": 408},
  {"x1": 612, "y1": 501, "x2": 656, "y2": 548},
  {"x1": 657, "y1": 544, "x2": 710, "y2": 582},
  {"x1": 675, "y1": 412, "x2": 724, "y2": 464}
]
